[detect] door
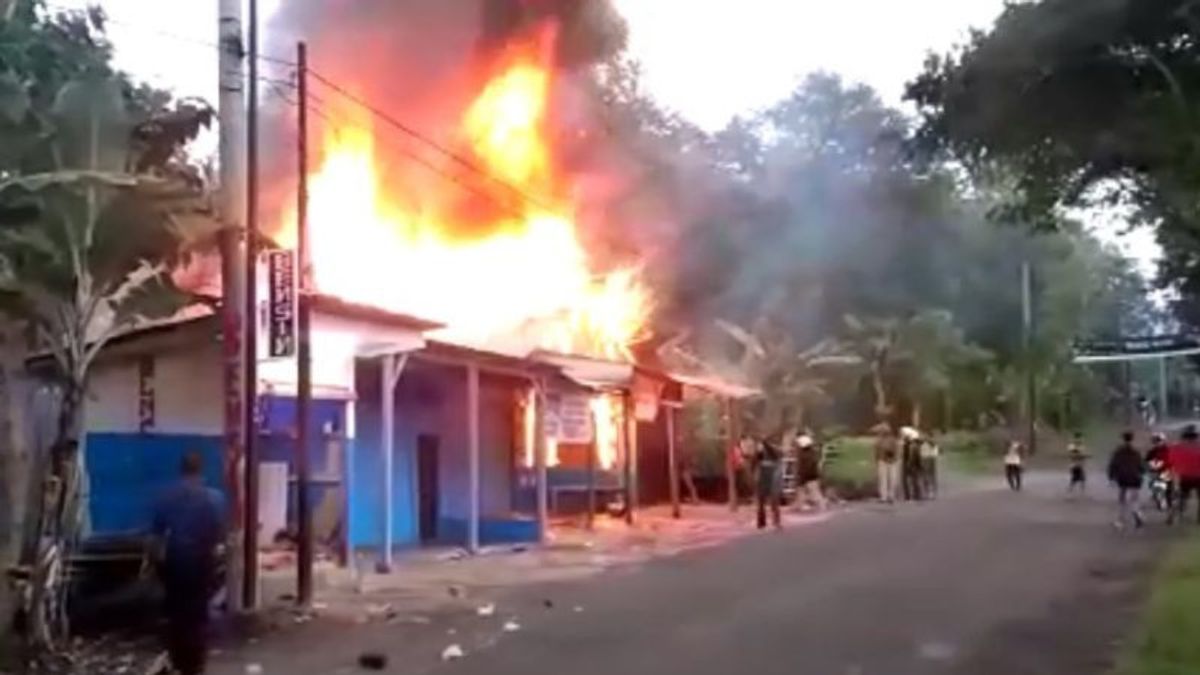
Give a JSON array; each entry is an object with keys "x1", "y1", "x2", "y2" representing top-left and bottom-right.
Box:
[{"x1": 417, "y1": 434, "x2": 440, "y2": 542}]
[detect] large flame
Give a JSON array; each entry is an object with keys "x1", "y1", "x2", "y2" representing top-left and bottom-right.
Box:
[{"x1": 293, "y1": 40, "x2": 649, "y2": 361}]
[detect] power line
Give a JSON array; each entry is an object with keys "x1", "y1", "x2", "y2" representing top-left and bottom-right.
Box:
[
  {"x1": 306, "y1": 68, "x2": 557, "y2": 213},
  {"x1": 42, "y1": 2, "x2": 555, "y2": 215},
  {"x1": 43, "y1": 2, "x2": 298, "y2": 69},
  {"x1": 302, "y1": 99, "x2": 530, "y2": 222}
]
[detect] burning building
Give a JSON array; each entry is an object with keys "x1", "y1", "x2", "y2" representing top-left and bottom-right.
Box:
[{"x1": 58, "y1": 1, "x2": 758, "y2": 576}]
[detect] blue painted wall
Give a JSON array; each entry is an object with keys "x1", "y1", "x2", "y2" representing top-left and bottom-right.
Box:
[
  {"x1": 86, "y1": 432, "x2": 224, "y2": 535},
  {"x1": 350, "y1": 359, "x2": 533, "y2": 551}
]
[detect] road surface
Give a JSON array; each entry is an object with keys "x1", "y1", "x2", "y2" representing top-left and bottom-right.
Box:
[
  {"x1": 438, "y1": 477, "x2": 1167, "y2": 675},
  {"x1": 214, "y1": 476, "x2": 1171, "y2": 675}
]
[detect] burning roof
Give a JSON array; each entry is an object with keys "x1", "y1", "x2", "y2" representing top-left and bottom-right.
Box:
[{"x1": 270, "y1": 14, "x2": 650, "y2": 363}]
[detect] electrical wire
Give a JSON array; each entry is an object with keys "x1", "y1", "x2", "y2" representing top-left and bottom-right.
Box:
[
  {"x1": 38, "y1": 2, "x2": 556, "y2": 217},
  {"x1": 307, "y1": 68, "x2": 558, "y2": 213},
  {"x1": 302, "y1": 99, "x2": 530, "y2": 222}
]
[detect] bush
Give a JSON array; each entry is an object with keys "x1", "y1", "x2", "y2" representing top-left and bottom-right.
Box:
[{"x1": 822, "y1": 436, "x2": 877, "y2": 500}]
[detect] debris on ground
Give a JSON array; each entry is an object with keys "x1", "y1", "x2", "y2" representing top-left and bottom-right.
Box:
[
  {"x1": 244, "y1": 663, "x2": 264, "y2": 675},
  {"x1": 388, "y1": 614, "x2": 432, "y2": 625},
  {"x1": 502, "y1": 620, "x2": 521, "y2": 632},
  {"x1": 542, "y1": 599, "x2": 554, "y2": 609},
  {"x1": 447, "y1": 585, "x2": 465, "y2": 598},
  {"x1": 357, "y1": 652, "x2": 388, "y2": 670},
  {"x1": 437, "y1": 549, "x2": 468, "y2": 562},
  {"x1": 365, "y1": 603, "x2": 395, "y2": 621},
  {"x1": 476, "y1": 603, "x2": 495, "y2": 617},
  {"x1": 441, "y1": 644, "x2": 465, "y2": 661},
  {"x1": 573, "y1": 606, "x2": 584, "y2": 613}
]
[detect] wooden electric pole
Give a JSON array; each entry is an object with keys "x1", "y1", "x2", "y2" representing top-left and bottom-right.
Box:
[{"x1": 295, "y1": 41, "x2": 313, "y2": 607}]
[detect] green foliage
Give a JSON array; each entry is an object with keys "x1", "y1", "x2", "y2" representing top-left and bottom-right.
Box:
[
  {"x1": 906, "y1": 0, "x2": 1198, "y2": 328},
  {"x1": 0, "y1": 2, "x2": 216, "y2": 649},
  {"x1": 1116, "y1": 537, "x2": 1200, "y2": 675},
  {"x1": 616, "y1": 64, "x2": 1158, "y2": 432}
]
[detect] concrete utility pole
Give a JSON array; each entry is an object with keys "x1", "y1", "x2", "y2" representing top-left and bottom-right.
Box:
[
  {"x1": 217, "y1": 0, "x2": 247, "y2": 614},
  {"x1": 1021, "y1": 261, "x2": 1037, "y2": 455}
]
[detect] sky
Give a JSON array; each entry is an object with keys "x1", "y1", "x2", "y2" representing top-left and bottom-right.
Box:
[{"x1": 57, "y1": 0, "x2": 1160, "y2": 275}]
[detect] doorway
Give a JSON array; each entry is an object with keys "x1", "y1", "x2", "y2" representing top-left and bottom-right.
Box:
[{"x1": 417, "y1": 434, "x2": 440, "y2": 542}]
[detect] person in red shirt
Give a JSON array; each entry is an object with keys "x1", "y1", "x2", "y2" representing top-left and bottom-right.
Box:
[{"x1": 1168, "y1": 425, "x2": 1200, "y2": 525}]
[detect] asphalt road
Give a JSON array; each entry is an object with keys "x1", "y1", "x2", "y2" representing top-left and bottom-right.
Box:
[{"x1": 431, "y1": 475, "x2": 1169, "y2": 675}]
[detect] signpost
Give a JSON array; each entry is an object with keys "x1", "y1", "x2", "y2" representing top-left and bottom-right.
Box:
[
  {"x1": 257, "y1": 249, "x2": 298, "y2": 361},
  {"x1": 1073, "y1": 334, "x2": 1200, "y2": 425},
  {"x1": 543, "y1": 392, "x2": 594, "y2": 444}
]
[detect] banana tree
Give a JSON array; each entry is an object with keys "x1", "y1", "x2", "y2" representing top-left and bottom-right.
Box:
[
  {"x1": 0, "y1": 71, "x2": 214, "y2": 648},
  {"x1": 838, "y1": 314, "x2": 901, "y2": 420},
  {"x1": 897, "y1": 309, "x2": 992, "y2": 428}
]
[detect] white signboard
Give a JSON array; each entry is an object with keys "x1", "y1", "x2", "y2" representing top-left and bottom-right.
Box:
[{"x1": 543, "y1": 392, "x2": 593, "y2": 444}]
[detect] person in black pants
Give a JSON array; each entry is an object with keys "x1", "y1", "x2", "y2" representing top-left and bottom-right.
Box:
[
  {"x1": 754, "y1": 435, "x2": 782, "y2": 529},
  {"x1": 151, "y1": 453, "x2": 226, "y2": 675},
  {"x1": 900, "y1": 427, "x2": 924, "y2": 501},
  {"x1": 1004, "y1": 441, "x2": 1025, "y2": 491},
  {"x1": 1108, "y1": 431, "x2": 1146, "y2": 529}
]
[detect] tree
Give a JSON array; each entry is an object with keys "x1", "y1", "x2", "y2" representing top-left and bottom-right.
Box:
[
  {"x1": 906, "y1": 0, "x2": 1199, "y2": 323},
  {"x1": 896, "y1": 309, "x2": 993, "y2": 428},
  {"x1": 0, "y1": 4, "x2": 215, "y2": 650},
  {"x1": 838, "y1": 315, "x2": 902, "y2": 420}
]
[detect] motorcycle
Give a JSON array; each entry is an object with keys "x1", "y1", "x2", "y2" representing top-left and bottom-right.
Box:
[{"x1": 1148, "y1": 460, "x2": 1173, "y2": 513}]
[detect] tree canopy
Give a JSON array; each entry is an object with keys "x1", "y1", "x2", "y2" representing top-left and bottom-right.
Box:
[
  {"x1": 588, "y1": 63, "x2": 1157, "y2": 432},
  {"x1": 906, "y1": 0, "x2": 1197, "y2": 327}
]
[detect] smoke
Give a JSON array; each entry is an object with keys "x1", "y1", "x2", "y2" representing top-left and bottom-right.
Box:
[{"x1": 258, "y1": 0, "x2": 628, "y2": 241}]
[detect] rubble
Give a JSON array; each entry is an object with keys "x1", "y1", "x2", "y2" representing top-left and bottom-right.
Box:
[
  {"x1": 440, "y1": 644, "x2": 465, "y2": 661},
  {"x1": 357, "y1": 653, "x2": 388, "y2": 670}
]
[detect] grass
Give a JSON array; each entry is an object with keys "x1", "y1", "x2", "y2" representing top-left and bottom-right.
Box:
[
  {"x1": 823, "y1": 431, "x2": 996, "y2": 485},
  {"x1": 1116, "y1": 536, "x2": 1200, "y2": 675},
  {"x1": 939, "y1": 430, "x2": 996, "y2": 476}
]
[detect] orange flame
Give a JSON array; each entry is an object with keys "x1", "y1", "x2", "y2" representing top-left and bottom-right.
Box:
[{"x1": 290, "y1": 38, "x2": 649, "y2": 361}]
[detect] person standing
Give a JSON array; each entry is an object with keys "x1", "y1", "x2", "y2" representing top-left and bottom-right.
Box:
[
  {"x1": 1067, "y1": 432, "x2": 1088, "y2": 495},
  {"x1": 1108, "y1": 431, "x2": 1146, "y2": 530},
  {"x1": 900, "y1": 427, "x2": 924, "y2": 501},
  {"x1": 754, "y1": 434, "x2": 783, "y2": 529},
  {"x1": 1169, "y1": 425, "x2": 1200, "y2": 525},
  {"x1": 150, "y1": 452, "x2": 226, "y2": 675},
  {"x1": 1004, "y1": 441, "x2": 1025, "y2": 492},
  {"x1": 794, "y1": 434, "x2": 826, "y2": 512},
  {"x1": 920, "y1": 434, "x2": 941, "y2": 499},
  {"x1": 874, "y1": 424, "x2": 900, "y2": 503}
]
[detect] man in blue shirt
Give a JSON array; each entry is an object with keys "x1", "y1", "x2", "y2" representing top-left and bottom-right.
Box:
[{"x1": 151, "y1": 452, "x2": 225, "y2": 675}]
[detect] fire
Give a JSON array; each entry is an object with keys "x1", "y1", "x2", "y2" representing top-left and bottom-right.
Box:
[
  {"x1": 590, "y1": 394, "x2": 620, "y2": 470},
  {"x1": 292, "y1": 38, "x2": 650, "y2": 361}
]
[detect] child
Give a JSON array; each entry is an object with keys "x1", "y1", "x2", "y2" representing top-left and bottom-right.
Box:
[
  {"x1": 1067, "y1": 433, "x2": 1088, "y2": 494},
  {"x1": 1004, "y1": 441, "x2": 1024, "y2": 491}
]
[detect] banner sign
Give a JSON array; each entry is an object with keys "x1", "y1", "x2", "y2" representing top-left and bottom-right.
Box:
[
  {"x1": 543, "y1": 392, "x2": 593, "y2": 444},
  {"x1": 259, "y1": 250, "x2": 298, "y2": 360},
  {"x1": 1074, "y1": 335, "x2": 1200, "y2": 362}
]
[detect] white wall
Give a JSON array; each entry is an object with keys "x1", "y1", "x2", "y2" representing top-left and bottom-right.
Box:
[
  {"x1": 86, "y1": 341, "x2": 223, "y2": 435},
  {"x1": 259, "y1": 312, "x2": 427, "y2": 396}
]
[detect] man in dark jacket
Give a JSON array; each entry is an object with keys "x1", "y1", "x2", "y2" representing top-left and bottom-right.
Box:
[
  {"x1": 1108, "y1": 431, "x2": 1146, "y2": 530},
  {"x1": 754, "y1": 435, "x2": 783, "y2": 529},
  {"x1": 151, "y1": 452, "x2": 226, "y2": 674}
]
